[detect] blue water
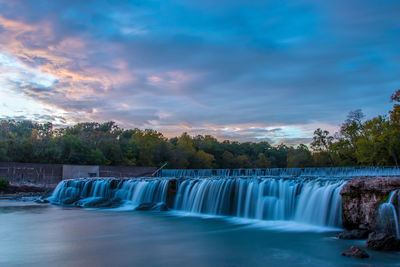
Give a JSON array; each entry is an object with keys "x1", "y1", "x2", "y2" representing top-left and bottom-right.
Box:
[{"x1": 1, "y1": 200, "x2": 400, "y2": 267}]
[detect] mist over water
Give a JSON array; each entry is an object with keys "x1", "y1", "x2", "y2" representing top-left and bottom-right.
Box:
[
  {"x1": 4, "y1": 167, "x2": 400, "y2": 266},
  {"x1": 49, "y1": 175, "x2": 344, "y2": 229},
  {"x1": 1, "y1": 200, "x2": 400, "y2": 267},
  {"x1": 48, "y1": 166, "x2": 400, "y2": 229},
  {"x1": 378, "y1": 189, "x2": 400, "y2": 238},
  {"x1": 173, "y1": 178, "x2": 344, "y2": 227},
  {"x1": 49, "y1": 178, "x2": 169, "y2": 209}
]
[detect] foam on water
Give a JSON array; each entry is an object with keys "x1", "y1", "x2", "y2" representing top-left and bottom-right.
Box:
[
  {"x1": 48, "y1": 178, "x2": 170, "y2": 208},
  {"x1": 169, "y1": 210, "x2": 341, "y2": 232},
  {"x1": 48, "y1": 172, "x2": 348, "y2": 230},
  {"x1": 173, "y1": 177, "x2": 345, "y2": 227},
  {"x1": 378, "y1": 189, "x2": 400, "y2": 238}
]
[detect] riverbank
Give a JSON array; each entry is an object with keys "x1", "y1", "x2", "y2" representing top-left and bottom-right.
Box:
[{"x1": 0, "y1": 183, "x2": 55, "y2": 199}]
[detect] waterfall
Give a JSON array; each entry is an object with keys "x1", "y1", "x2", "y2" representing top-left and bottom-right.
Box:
[
  {"x1": 48, "y1": 172, "x2": 348, "y2": 228},
  {"x1": 48, "y1": 178, "x2": 170, "y2": 208},
  {"x1": 160, "y1": 166, "x2": 400, "y2": 178},
  {"x1": 378, "y1": 189, "x2": 400, "y2": 238},
  {"x1": 173, "y1": 178, "x2": 345, "y2": 227}
]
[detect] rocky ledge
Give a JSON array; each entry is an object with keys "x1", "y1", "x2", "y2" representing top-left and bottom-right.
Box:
[
  {"x1": 341, "y1": 246, "x2": 369, "y2": 258},
  {"x1": 0, "y1": 183, "x2": 55, "y2": 199},
  {"x1": 366, "y1": 232, "x2": 400, "y2": 251},
  {"x1": 340, "y1": 177, "x2": 400, "y2": 231},
  {"x1": 340, "y1": 177, "x2": 400, "y2": 251}
]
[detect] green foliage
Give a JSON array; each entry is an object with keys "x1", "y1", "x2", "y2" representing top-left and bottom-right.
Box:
[
  {"x1": 287, "y1": 144, "x2": 313, "y2": 168},
  {"x1": 380, "y1": 193, "x2": 390, "y2": 203},
  {"x1": 311, "y1": 89, "x2": 400, "y2": 167},
  {"x1": 0, "y1": 119, "x2": 318, "y2": 168},
  {"x1": 1, "y1": 89, "x2": 400, "y2": 169},
  {"x1": 0, "y1": 178, "x2": 9, "y2": 191}
]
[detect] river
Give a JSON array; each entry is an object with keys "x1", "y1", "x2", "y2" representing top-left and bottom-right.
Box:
[{"x1": 1, "y1": 199, "x2": 399, "y2": 267}]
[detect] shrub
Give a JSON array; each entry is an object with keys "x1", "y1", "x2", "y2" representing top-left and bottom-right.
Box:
[{"x1": 0, "y1": 178, "x2": 10, "y2": 191}]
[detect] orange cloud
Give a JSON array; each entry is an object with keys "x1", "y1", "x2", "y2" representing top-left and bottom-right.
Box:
[{"x1": 0, "y1": 15, "x2": 138, "y2": 116}]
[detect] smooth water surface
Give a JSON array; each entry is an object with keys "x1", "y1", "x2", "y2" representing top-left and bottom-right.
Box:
[{"x1": 1, "y1": 200, "x2": 400, "y2": 267}]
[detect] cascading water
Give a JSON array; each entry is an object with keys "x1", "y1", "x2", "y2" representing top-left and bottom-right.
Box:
[
  {"x1": 378, "y1": 189, "x2": 400, "y2": 238},
  {"x1": 48, "y1": 178, "x2": 170, "y2": 209},
  {"x1": 173, "y1": 178, "x2": 345, "y2": 227},
  {"x1": 160, "y1": 166, "x2": 400, "y2": 178},
  {"x1": 48, "y1": 169, "x2": 351, "y2": 228}
]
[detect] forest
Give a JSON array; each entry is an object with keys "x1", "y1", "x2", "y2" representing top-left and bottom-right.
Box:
[{"x1": 1, "y1": 90, "x2": 399, "y2": 169}]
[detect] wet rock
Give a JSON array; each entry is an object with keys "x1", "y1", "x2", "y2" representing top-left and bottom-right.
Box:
[
  {"x1": 341, "y1": 246, "x2": 369, "y2": 258},
  {"x1": 366, "y1": 232, "x2": 400, "y2": 251},
  {"x1": 1, "y1": 184, "x2": 56, "y2": 198},
  {"x1": 338, "y1": 229, "x2": 369, "y2": 239},
  {"x1": 34, "y1": 198, "x2": 50, "y2": 204},
  {"x1": 135, "y1": 203, "x2": 154, "y2": 210},
  {"x1": 40, "y1": 189, "x2": 55, "y2": 198},
  {"x1": 135, "y1": 202, "x2": 168, "y2": 211},
  {"x1": 166, "y1": 179, "x2": 178, "y2": 208},
  {"x1": 340, "y1": 177, "x2": 400, "y2": 231},
  {"x1": 154, "y1": 202, "x2": 168, "y2": 211},
  {"x1": 61, "y1": 197, "x2": 77, "y2": 205},
  {"x1": 74, "y1": 197, "x2": 116, "y2": 208}
]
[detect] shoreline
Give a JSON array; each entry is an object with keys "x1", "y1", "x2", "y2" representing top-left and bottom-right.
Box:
[{"x1": 0, "y1": 183, "x2": 56, "y2": 199}]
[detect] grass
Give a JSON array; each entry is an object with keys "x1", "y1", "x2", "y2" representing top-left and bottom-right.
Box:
[{"x1": 0, "y1": 178, "x2": 10, "y2": 191}]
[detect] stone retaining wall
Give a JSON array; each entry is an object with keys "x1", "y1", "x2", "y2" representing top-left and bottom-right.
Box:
[
  {"x1": 0, "y1": 162, "x2": 157, "y2": 185},
  {"x1": 0, "y1": 162, "x2": 63, "y2": 185}
]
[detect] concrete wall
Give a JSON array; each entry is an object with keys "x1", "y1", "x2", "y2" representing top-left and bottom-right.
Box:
[
  {"x1": 0, "y1": 162, "x2": 63, "y2": 185},
  {"x1": 99, "y1": 166, "x2": 156, "y2": 178},
  {"x1": 62, "y1": 165, "x2": 99, "y2": 179},
  {"x1": 0, "y1": 162, "x2": 157, "y2": 185}
]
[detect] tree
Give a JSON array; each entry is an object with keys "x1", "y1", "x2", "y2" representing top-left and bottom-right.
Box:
[
  {"x1": 235, "y1": 155, "x2": 251, "y2": 168},
  {"x1": 355, "y1": 116, "x2": 391, "y2": 166},
  {"x1": 4, "y1": 90, "x2": 400, "y2": 169},
  {"x1": 255, "y1": 153, "x2": 271, "y2": 168},
  {"x1": 287, "y1": 144, "x2": 313, "y2": 168},
  {"x1": 193, "y1": 150, "x2": 215, "y2": 169},
  {"x1": 220, "y1": 151, "x2": 235, "y2": 168}
]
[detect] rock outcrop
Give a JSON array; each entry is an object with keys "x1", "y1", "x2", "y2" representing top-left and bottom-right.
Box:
[
  {"x1": 337, "y1": 229, "x2": 369, "y2": 239},
  {"x1": 135, "y1": 202, "x2": 168, "y2": 211},
  {"x1": 366, "y1": 232, "x2": 400, "y2": 251},
  {"x1": 166, "y1": 179, "x2": 178, "y2": 208},
  {"x1": 341, "y1": 246, "x2": 369, "y2": 258},
  {"x1": 340, "y1": 177, "x2": 400, "y2": 231},
  {"x1": 74, "y1": 197, "x2": 118, "y2": 208},
  {"x1": 0, "y1": 183, "x2": 55, "y2": 198}
]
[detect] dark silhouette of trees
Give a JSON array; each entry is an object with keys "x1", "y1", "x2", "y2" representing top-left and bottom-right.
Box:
[{"x1": 1, "y1": 89, "x2": 400, "y2": 168}]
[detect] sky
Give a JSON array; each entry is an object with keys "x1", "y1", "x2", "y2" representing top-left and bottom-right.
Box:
[{"x1": 0, "y1": 0, "x2": 399, "y2": 144}]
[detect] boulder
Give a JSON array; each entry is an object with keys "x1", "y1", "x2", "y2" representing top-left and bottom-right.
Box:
[
  {"x1": 34, "y1": 198, "x2": 50, "y2": 204},
  {"x1": 79, "y1": 198, "x2": 110, "y2": 207},
  {"x1": 135, "y1": 202, "x2": 168, "y2": 211},
  {"x1": 338, "y1": 229, "x2": 369, "y2": 239},
  {"x1": 154, "y1": 202, "x2": 169, "y2": 211},
  {"x1": 166, "y1": 179, "x2": 178, "y2": 208},
  {"x1": 366, "y1": 232, "x2": 400, "y2": 251},
  {"x1": 135, "y1": 203, "x2": 154, "y2": 210},
  {"x1": 341, "y1": 246, "x2": 369, "y2": 258},
  {"x1": 61, "y1": 197, "x2": 78, "y2": 205},
  {"x1": 340, "y1": 177, "x2": 400, "y2": 231}
]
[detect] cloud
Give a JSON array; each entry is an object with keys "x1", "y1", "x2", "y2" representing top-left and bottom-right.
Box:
[{"x1": 0, "y1": 0, "x2": 399, "y2": 144}]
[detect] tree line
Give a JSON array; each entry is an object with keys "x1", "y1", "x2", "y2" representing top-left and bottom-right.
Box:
[
  {"x1": 311, "y1": 89, "x2": 400, "y2": 167},
  {"x1": 0, "y1": 90, "x2": 399, "y2": 169}
]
